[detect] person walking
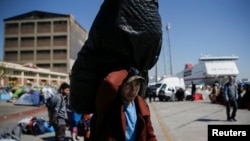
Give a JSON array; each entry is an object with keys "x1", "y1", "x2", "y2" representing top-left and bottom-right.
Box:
[
  {"x1": 77, "y1": 114, "x2": 92, "y2": 141},
  {"x1": 209, "y1": 82, "x2": 220, "y2": 103},
  {"x1": 66, "y1": 97, "x2": 82, "y2": 141},
  {"x1": 90, "y1": 67, "x2": 157, "y2": 141},
  {"x1": 223, "y1": 76, "x2": 238, "y2": 122},
  {"x1": 66, "y1": 90, "x2": 91, "y2": 141},
  {"x1": 146, "y1": 86, "x2": 153, "y2": 103},
  {"x1": 241, "y1": 84, "x2": 250, "y2": 110},
  {"x1": 191, "y1": 81, "x2": 196, "y2": 101},
  {"x1": 175, "y1": 87, "x2": 185, "y2": 101},
  {"x1": 47, "y1": 82, "x2": 70, "y2": 141}
]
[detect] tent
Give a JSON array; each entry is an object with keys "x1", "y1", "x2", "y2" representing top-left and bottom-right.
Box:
[
  {"x1": 0, "y1": 89, "x2": 12, "y2": 101},
  {"x1": 15, "y1": 91, "x2": 41, "y2": 106}
]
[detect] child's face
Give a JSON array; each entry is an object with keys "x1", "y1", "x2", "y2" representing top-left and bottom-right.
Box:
[{"x1": 120, "y1": 79, "x2": 141, "y2": 104}]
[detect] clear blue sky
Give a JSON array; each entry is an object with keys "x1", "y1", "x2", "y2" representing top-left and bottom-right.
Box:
[{"x1": 0, "y1": 0, "x2": 249, "y2": 80}]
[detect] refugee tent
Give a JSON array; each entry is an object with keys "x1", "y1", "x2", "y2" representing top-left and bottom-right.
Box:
[
  {"x1": 12, "y1": 88, "x2": 25, "y2": 99},
  {"x1": 0, "y1": 89, "x2": 12, "y2": 101},
  {"x1": 15, "y1": 90, "x2": 40, "y2": 106}
]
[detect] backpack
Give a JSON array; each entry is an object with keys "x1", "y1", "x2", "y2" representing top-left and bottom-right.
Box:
[
  {"x1": 42, "y1": 85, "x2": 57, "y2": 103},
  {"x1": 33, "y1": 118, "x2": 47, "y2": 135},
  {"x1": 45, "y1": 97, "x2": 54, "y2": 110},
  {"x1": 70, "y1": 0, "x2": 161, "y2": 114},
  {"x1": 43, "y1": 86, "x2": 58, "y2": 110},
  {"x1": 20, "y1": 117, "x2": 47, "y2": 136}
]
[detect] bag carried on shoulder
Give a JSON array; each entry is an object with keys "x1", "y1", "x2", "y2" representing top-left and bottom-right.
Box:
[{"x1": 70, "y1": 0, "x2": 162, "y2": 114}]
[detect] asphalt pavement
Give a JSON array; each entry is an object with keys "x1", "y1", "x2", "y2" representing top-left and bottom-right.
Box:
[{"x1": 0, "y1": 90, "x2": 249, "y2": 141}]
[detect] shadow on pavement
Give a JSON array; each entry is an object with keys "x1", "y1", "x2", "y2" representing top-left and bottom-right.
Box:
[
  {"x1": 41, "y1": 136, "x2": 72, "y2": 141},
  {"x1": 196, "y1": 118, "x2": 224, "y2": 122}
]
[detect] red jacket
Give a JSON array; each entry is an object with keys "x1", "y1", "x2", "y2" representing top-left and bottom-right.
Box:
[{"x1": 91, "y1": 69, "x2": 157, "y2": 141}]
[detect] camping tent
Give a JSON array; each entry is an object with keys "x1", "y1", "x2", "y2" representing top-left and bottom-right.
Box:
[
  {"x1": 15, "y1": 91, "x2": 41, "y2": 106},
  {"x1": 0, "y1": 90, "x2": 12, "y2": 101}
]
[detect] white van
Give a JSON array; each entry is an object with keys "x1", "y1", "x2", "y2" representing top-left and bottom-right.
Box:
[{"x1": 157, "y1": 76, "x2": 185, "y2": 101}]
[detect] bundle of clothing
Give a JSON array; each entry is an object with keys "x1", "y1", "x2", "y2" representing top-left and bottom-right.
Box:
[{"x1": 70, "y1": 0, "x2": 163, "y2": 114}]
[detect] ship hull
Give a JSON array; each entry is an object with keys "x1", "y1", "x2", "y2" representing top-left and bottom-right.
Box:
[
  {"x1": 184, "y1": 76, "x2": 230, "y2": 86},
  {"x1": 177, "y1": 56, "x2": 239, "y2": 86}
]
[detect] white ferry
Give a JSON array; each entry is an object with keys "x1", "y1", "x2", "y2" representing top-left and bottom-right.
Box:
[{"x1": 176, "y1": 55, "x2": 239, "y2": 86}]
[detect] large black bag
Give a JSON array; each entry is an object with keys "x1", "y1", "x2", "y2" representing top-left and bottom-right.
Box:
[{"x1": 70, "y1": 0, "x2": 162, "y2": 114}]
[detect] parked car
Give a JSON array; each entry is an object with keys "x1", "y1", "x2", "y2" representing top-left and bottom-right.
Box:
[
  {"x1": 158, "y1": 84, "x2": 176, "y2": 101},
  {"x1": 184, "y1": 89, "x2": 192, "y2": 100},
  {"x1": 156, "y1": 76, "x2": 185, "y2": 97},
  {"x1": 148, "y1": 82, "x2": 162, "y2": 97}
]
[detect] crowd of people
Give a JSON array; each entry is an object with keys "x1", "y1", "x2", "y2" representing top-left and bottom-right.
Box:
[
  {"x1": 42, "y1": 67, "x2": 157, "y2": 141},
  {"x1": 3, "y1": 0, "x2": 250, "y2": 140},
  {"x1": 1, "y1": 81, "x2": 92, "y2": 141},
  {"x1": 208, "y1": 78, "x2": 250, "y2": 111},
  {"x1": 42, "y1": 82, "x2": 91, "y2": 141}
]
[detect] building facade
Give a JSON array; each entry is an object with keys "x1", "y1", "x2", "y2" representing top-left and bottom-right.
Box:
[
  {"x1": 0, "y1": 61, "x2": 68, "y2": 87},
  {"x1": 3, "y1": 10, "x2": 88, "y2": 74}
]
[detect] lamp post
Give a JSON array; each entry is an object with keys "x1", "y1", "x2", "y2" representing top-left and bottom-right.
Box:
[
  {"x1": 155, "y1": 63, "x2": 158, "y2": 83},
  {"x1": 166, "y1": 23, "x2": 173, "y2": 76}
]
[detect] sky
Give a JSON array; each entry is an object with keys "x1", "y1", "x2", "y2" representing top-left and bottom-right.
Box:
[{"x1": 0, "y1": 0, "x2": 249, "y2": 81}]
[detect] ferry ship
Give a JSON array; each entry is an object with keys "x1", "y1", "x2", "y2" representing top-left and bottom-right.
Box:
[{"x1": 176, "y1": 55, "x2": 239, "y2": 86}]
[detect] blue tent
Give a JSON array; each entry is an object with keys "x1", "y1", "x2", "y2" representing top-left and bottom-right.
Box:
[
  {"x1": 15, "y1": 90, "x2": 41, "y2": 106},
  {"x1": 0, "y1": 89, "x2": 12, "y2": 101}
]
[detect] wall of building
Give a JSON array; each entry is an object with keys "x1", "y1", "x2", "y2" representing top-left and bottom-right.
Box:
[
  {"x1": 0, "y1": 61, "x2": 68, "y2": 87},
  {"x1": 3, "y1": 11, "x2": 88, "y2": 75}
]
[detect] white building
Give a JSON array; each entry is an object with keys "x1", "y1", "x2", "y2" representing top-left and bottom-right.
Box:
[{"x1": 0, "y1": 61, "x2": 69, "y2": 86}]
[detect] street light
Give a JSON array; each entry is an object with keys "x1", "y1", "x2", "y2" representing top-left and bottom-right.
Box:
[
  {"x1": 155, "y1": 62, "x2": 158, "y2": 83},
  {"x1": 166, "y1": 23, "x2": 173, "y2": 76}
]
